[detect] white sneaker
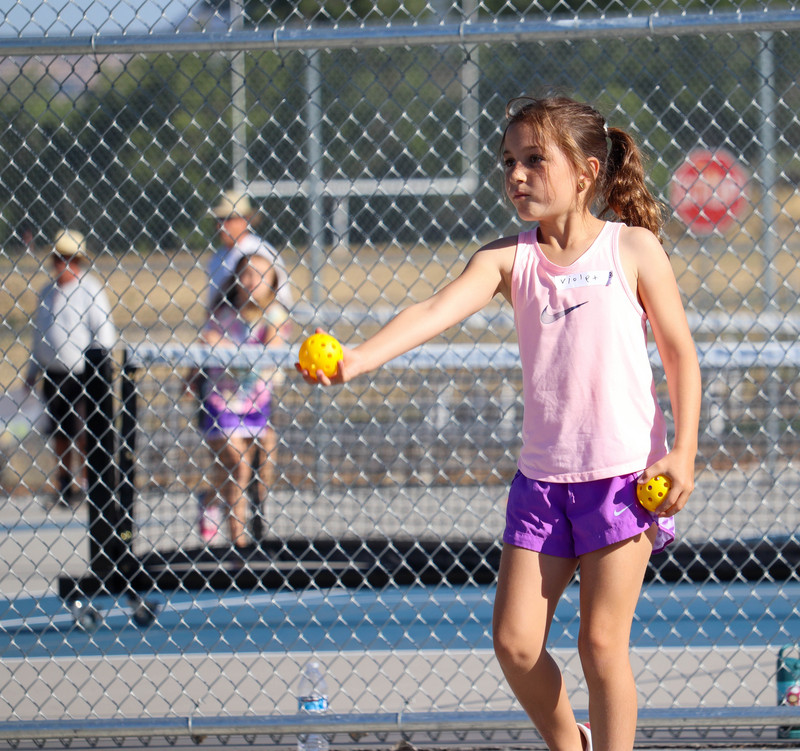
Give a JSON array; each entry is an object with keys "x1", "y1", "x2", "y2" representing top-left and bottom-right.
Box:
[{"x1": 577, "y1": 723, "x2": 592, "y2": 751}]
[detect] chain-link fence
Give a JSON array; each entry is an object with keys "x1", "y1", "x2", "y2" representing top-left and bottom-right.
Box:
[{"x1": 1, "y1": 0, "x2": 800, "y2": 745}]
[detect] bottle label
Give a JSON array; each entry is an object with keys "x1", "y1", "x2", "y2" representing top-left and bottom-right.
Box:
[{"x1": 298, "y1": 695, "x2": 329, "y2": 712}]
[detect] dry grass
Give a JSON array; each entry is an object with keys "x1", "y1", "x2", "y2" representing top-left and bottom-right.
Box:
[
  {"x1": 2, "y1": 193, "x2": 799, "y2": 382},
  {"x1": 1, "y1": 208, "x2": 798, "y2": 494},
  {"x1": 2, "y1": 212, "x2": 798, "y2": 392},
  {"x1": 0, "y1": 241, "x2": 478, "y2": 390}
]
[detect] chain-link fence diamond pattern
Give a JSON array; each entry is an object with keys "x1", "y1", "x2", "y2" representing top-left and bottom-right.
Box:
[{"x1": 0, "y1": 0, "x2": 800, "y2": 744}]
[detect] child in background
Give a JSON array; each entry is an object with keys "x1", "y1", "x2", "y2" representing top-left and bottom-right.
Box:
[
  {"x1": 199, "y1": 247, "x2": 288, "y2": 549},
  {"x1": 298, "y1": 95, "x2": 701, "y2": 751}
]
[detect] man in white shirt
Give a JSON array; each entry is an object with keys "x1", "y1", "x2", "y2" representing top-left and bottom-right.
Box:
[{"x1": 26, "y1": 229, "x2": 116, "y2": 506}]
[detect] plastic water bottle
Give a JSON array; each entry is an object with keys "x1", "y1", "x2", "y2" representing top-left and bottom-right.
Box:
[
  {"x1": 297, "y1": 661, "x2": 329, "y2": 751},
  {"x1": 778, "y1": 645, "x2": 800, "y2": 738}
]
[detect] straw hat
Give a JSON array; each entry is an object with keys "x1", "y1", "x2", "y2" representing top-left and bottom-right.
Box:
[
  {"x1": 52, "y1": 229, "x2": 87, "y2": 259},
  {"x1": 212, "y1": 189, "x2": 253, "y2": 219}
]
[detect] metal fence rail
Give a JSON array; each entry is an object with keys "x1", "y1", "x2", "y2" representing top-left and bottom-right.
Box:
[
  {"x1": 2, "y1": 706, "x2": 800, "y2": 743},
  {"x1": 5, "y1": 8, "x2": 800, "y2": 56},
  {"x1": 1, "y1": 0, "x2": 800, "y2": 743}
]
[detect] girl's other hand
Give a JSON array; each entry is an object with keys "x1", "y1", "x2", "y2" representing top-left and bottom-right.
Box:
[{"x1": 637, "y1": 450, "x2": 695, "y2": 517}]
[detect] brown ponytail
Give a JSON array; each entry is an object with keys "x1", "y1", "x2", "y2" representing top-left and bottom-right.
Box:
[{"x1": 600, "y1": 127, "x2": 666, "y2": 241}]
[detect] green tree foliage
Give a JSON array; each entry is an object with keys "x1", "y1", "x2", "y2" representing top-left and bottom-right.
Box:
[
  {"x1": 80, "y1": 53, "x2": 237, "y2": 249},
  {"x1": 0, "y1": 1, "x2": 797, "y2": 251},
  {"x1": 244, "y1": 0, "x2": 431, "y2": 25}
]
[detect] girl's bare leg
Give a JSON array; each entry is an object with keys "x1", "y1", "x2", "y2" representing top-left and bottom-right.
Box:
[
  {"x1": 493, "y1": 544, "x2": 583, "y2": 751},
  {"x1": 255, "y1": 428, "x2": 277, "y2": 534},
  {"x1": 208, "y1": 435, "x2": 256, "y2": 548},
  {"x1": 577, "y1": 527, "x2": 656, "y2": 751}
]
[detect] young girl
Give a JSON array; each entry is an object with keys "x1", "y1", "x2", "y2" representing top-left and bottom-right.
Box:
[
  {"x1": 297, "y1": 95, "x2": 701, "y2": 751},
  {"x1": 199, "y1": 248, "x2": 289, "y2": 549}
]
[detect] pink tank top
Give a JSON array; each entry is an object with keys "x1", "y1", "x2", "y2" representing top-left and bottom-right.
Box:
[{"x1": 512, "y1": 221, "x2": 668, "y2": 482}]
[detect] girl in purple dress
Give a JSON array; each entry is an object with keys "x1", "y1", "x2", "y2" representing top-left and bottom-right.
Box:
[{"x1": 199, "y1": 248, "x2": 289, "y2": 549}]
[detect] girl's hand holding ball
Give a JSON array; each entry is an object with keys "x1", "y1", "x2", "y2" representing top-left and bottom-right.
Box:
[
  {"x1": 636, "y1": 474, "x2": 672, "y2": 512},
  {"x1": 296, "y1": 332, "x2": 343, "y2": 382}
]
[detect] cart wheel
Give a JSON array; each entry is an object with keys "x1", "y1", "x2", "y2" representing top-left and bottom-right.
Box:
[
  {"x1": 131, "y1": 598, "x2": 159, "y2": 627},
  {"x1": 70, "y1": 599, "x2": 101, "y2": 630}
]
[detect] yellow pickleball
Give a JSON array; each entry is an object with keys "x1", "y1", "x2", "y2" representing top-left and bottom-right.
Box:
[
  {"x1": 636, "y1": 474, "x2": 672, "y2": 512},
  {"x1": 298, "y1": 333, "x2": 343, "y2": 380}
]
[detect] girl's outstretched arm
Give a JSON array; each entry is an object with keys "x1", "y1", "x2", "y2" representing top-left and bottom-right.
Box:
[
  {"x1": 297, "y1": 241, "x2": 514, "y2": 385},
  {"x1": 624, "y1": 226, "x2": 701, "y2": 517}
]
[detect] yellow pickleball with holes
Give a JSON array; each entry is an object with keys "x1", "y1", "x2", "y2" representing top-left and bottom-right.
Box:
[
  {"x1": 636, "y1": 474, "x2": 672, "y2": 511},
  {"x1": 298, "y1": 333, "x2": 343, "y2": 380}
]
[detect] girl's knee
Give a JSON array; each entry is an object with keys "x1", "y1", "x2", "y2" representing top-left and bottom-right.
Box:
[
  {"x1": 213, "y1": 447, "x2": 240, "y2": 471},
  {"x1": 493, "y1": 628, "x2": 546, "y2": 674},
  {"x1": 233, "y1": 460, "x2": 253, "y2": 483},
  {"x1": 577, "y1": 626, "x2": 629, "y2": 677}
]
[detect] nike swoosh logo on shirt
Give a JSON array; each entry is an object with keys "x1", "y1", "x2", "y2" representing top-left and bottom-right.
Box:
[
  {"x1": 613, "y1": 507, "x2": 628, "y2": 516},
  {"x1": 540, "y1": 301, "x2": 589, "y2": 324}
]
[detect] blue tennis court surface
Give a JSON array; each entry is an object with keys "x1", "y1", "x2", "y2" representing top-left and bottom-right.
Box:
[{"x1": 1, "y1": 581, "x2": 799, "y2": 660}]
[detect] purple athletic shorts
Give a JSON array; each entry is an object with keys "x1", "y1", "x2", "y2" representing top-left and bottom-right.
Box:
[
  {"x1": 201, "y1": 399, "x2": 271, "y2": 439},
  {"x1": 503, "y1": 470, "x2": 675, "y2": 557}
]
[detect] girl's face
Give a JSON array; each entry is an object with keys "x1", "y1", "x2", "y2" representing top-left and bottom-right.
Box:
[
  {"x1": 502, "y1": 122, "x2": 581, "y2": 223},
  {"x1": 238, "y1": 255, "x2": 277, "y2": 306}
]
